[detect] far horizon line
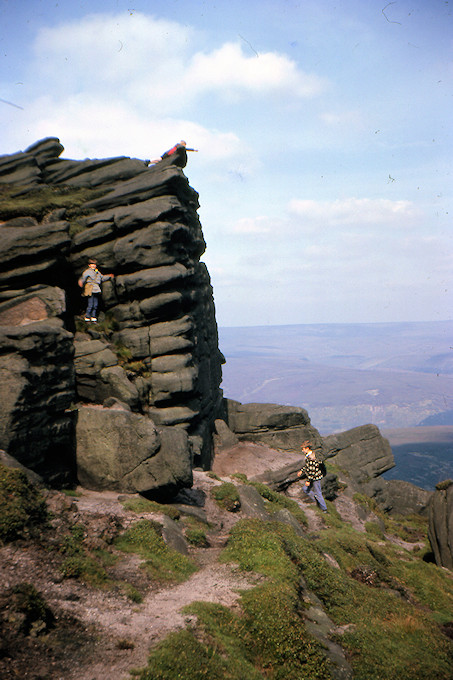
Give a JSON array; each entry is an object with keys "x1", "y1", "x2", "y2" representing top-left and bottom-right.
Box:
[{"x1": 218, "y1": 319, "x2": 453, "y2": 330}]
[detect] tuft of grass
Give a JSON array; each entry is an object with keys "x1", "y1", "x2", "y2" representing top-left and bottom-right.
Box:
[
  {"x1": 249, "y1": 481, "x2": 308, "y2": 528},
  {"x1": 436, "y1": 479, "x2": 453, "y2": 491},
  {"x1": 384, "y1": 513, "x2": 428, "y2": 543},
  {"x1": 121, "y1": 583, "x2": 143, "y2": 604},
  {"x1": 121, "y1": 496, "x2": 181, "y2": 521},
  {"x1": 365, "y1": 521, "x2": 385, "y2": 539},
  {"x1": 114, "y1": 519, "x2": 197, "y2": 583},
  {"x1": 114, "y1": 342, "x2": 133, "y2": 363},
  {"x1": 231, "y1": 472, "x2": 248, "y2": 483},
  {"x1": 9, "y1": 583, "x2": 55, "y2": 636},
  {"x1": 135, "y1": 628, "x2": 242, "y2": 680},
  {"x1": 211, "y1": 482, "x2": 241, "y2": 512},
  {"x1": 206, "y1": 471, "x2": 221, "y2": 481},
  {"x1": 185, "y1": 528, "x2": 209, "y2": 548},
  {"x1": 0, "y1": 464, "x2": 48, "y2": 543},
  {"x1": 58, "y1": 524, "x2": 109, "y2": 586},
  {"x1": 123, "y1": 360, "x2": 150, "y2": 377},
  {"x1": 61, "y1": 488, "x2": 82, "y2": 498}
]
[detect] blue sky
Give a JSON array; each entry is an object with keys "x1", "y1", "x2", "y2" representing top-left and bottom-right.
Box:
[{"x1": 1, "y1": 0, "x2": 451, "y2": 326}]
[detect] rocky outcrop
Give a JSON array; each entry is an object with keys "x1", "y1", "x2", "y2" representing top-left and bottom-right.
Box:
[
  {"x1": 224, "y1": 399, "x2": 323, "y2": 451},
  {"x1": 364, "y1": 478, "x2": 432, "y2": 516},
  {"x1": 322, "y1": 424, "x2": 394, "y2": 483},
  {"x1": 428, "y1": 480, "x2": 453, "y2": 569},
  {"x1": 0, "y1": 138, "x2": 223, "y2": 491},
  {"x1": 321, "y1": 425, "x2": 435, "y2": 515}
]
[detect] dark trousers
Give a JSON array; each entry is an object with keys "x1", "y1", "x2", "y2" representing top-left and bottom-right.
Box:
[{"x1": 85, "y1": 294, "x2": 100, "y2": 319}]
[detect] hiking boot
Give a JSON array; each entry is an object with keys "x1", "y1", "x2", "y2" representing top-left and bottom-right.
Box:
[
  {"x1": 91, "y1": 318, "x2": 97, "y2": 322},
  {"x1": 84, "y1": 317, "x2": 90, "y2": 321}
]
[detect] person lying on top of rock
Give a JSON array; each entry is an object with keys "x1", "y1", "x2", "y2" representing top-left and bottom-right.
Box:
[
  {"x1": 297, "y1": 441, "x2": 328, "y2": 512},
  {"x1": 149, "y1": 140, "x2": 198, "y2": 167},
  {"x1": 78, "y1": 258, "x2": 114, "y2": 323}
]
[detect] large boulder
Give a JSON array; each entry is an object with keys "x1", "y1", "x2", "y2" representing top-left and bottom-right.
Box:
[
  {"x1": 224, "y1": 399, "x2": 323, "y2": 451},
  {"x1": 428, "y1": 480, "x2": 453, "y2": 569},
  {"x1": 75, "y1": 405, "x2": 192, "y2": 495},
  {"x1": 364, "y1": 477, "x2": 432, "y2": 516},
  {"x1": 322, "y1": 424, "x2": 394, "y2": 484}
]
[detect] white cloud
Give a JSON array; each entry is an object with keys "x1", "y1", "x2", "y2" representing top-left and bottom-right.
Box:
[
  {"x1": 288, "y1": 197, "x2": 420, "y2": 227},
  {"x1": 31, "y1": 12, "x2": 326, "y2": 112},
  {"x1": 186, "y1": 43, "x2": 326, "y2": 99},
  {"x1": 232, "y1": 216, "x2": 278, "y2": 234}
]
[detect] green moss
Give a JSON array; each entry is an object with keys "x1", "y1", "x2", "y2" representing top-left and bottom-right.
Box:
[
  {"x1": 384, "y1": 513, "x2": 428, "y2": 543},
  {"x1": 114, "y1": 519, "x2": 197, "y2": 583},
  {"x1": 0, "y1": 184, "x2": 107, "y2": 223},
  {"x1": 185, "y1": 528, "x2": 209, "y2": 547},
  {"x1": 231, "y1": 472, "x2": 248, "y2": 483},
  {"x1": 249, "y1": 481, "x2": 308, "y2": 528},
  {"x1": 435, "y1": 479, "x2": 453, "y2": 491},
  {"x1": 0, "y1": 464, "x2": 48, "y2": 543},
  {"x1": 300, "y1": 527, "x2": 453, "y2": 679},
  {"x1": 58, "y1": 524, "x2": 109, "y2": 586},
  {"x1": 121, "y1": 583, "x2": 143, "y2": 604},
  {"x1": 136, "y1": 628, "x2": 239, "y2": 680},
  {"x1": 206, "y1": 471, "x2": 221, "y2": 481},
  {"x1": 389, "y1": 558, "x2": 453, "y2": 623},
  {"x1": 10, "y1": 583, "x2": 55, "y2": 635},
  {"x1": 211, "y1": 482, "x2": 241, "y2": 512},
  {"x1": 61, "y1": 488, "x2": 82, "y2": 498},
  {"x1": 120, "y1": 496, "x2": 181, "y2": 520},
  {"x1": 365, "y1": 521, "x2": 385, "y2": 539}
]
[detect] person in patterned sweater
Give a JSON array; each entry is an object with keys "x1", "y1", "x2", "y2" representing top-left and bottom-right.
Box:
[{"x1": 297, "y1": 441, "x2": 327, "y2": 512}]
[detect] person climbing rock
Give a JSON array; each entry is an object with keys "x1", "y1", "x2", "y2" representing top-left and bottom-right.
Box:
[
  {"x1": 297, "y1": 440, "x2": 328, "y2": 512},
  {"x1": 150, "y1": 140, "x2": 198, "y2": 166},
  {"x1": 78, "y1": 258, "x2": 113, "y2": 323}
]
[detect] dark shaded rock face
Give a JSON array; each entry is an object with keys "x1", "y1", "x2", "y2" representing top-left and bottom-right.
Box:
[
  {"x1": 0, "y1": 138, "x2": 223, "y2": 490},
  {"x1": 0, "y1": 318, "x2": 76, "y2": 486},
  {"x1": 428, "y1": 480, "x2": 453, "y2": 569}
]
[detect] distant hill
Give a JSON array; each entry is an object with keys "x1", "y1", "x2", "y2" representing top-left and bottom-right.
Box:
[{"x1": 219, "y1": 321, "x2": 453, "y2": 435}]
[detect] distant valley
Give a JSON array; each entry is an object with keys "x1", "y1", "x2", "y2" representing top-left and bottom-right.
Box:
[{"x1": 219, "y1": 321, "x2": 453, "y2": 490}]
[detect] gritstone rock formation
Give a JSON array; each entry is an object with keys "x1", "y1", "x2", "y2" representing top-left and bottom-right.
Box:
[
  {"x1": 224, "y1": 399, "x2": 323, "y2": 451},
  {"x1": 428, "y1": 480, "x2": 453, "y2": 569},
  {"x1": 0, "y1": 138, "x2": 223, "y2": 493}
]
